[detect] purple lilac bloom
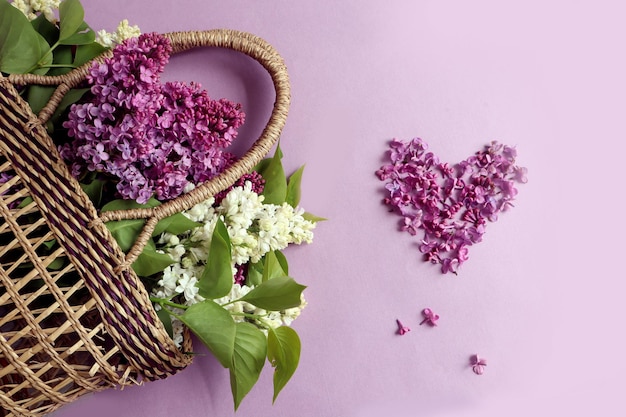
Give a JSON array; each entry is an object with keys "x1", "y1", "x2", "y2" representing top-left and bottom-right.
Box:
[
  {"x1": 62, "y1": 33, "x2": 245, "y2": 204},
  {"x1": 377, "y1": 138, "x2": 527, "y2": 274}
]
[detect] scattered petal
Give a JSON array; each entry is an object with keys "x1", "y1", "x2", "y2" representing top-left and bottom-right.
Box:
[
  {"x1": 419, "y1": 308, "x2": 440, "y2": 326},
  {"x1": 470, "y1": 354, "x2": 487, "y2": 375},
  {"x1": 396, "y1": 319, "x2": 410, "y2": 335}
]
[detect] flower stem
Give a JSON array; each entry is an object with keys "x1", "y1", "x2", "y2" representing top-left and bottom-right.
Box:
[
  {"x1": 39, "y1": 64, "x2": 78, "y2": 69},
  {"x1": 230, "y1": 311, "x2": 269, "y2": 320},
  {"x1": 220, "y1": 298, "x2": 242, "y2": 308},
  {"x1": 150, "y1": 297, "x2": 188, "y2": 311},
  {"x1": 26, "y1": 41, "x2": 60, "y2": 74}
]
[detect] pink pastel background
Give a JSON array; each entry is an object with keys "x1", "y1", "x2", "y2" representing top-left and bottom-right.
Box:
[{"x1": 51, "y1": 1, "x2": 624, "y2": 416}]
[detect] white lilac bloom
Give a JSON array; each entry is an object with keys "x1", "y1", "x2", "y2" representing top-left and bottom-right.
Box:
[
  {"x1": 152, "y1": 180, "x2": 315, "y2": 344},
  {"x1": 168, "y1": 309, "x2": 185, "y2": 348},
  {"x1": 12, "y1": 0, "x2": 61, "y2": 21},
  {"x1": 96, "y1": 19, "x2": 141, "y2": 47},
  {"x1": 171, "y1": 319, "x2": 184, "y2": 348},
  {"x1": 155, "y1": 266, "x2": 179, "y2": 298},
  {"x1": 214, "y1": 284, "x2": 255, "y2": 323},
  {"x1": 174, "y1": 275, "x2": 199, "y2": 303}
]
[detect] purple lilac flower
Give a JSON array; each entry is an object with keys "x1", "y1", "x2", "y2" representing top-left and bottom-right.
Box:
[
  {"x1": 377, "y1": 138, "x2": 527, "y2": 274},
  {"x1": 234, "y1": 263, "x2": 247, "y2": 286},
  {"x1": 62, "y1": 33, "x2": 245, "y2": 204}
]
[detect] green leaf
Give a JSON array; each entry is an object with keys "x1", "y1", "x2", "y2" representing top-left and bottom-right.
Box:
[
  {"x1": 17, "y1": 197, "x2": 34, "y2": 209},
  {"x1": 105, "y1": 219, "x2": 145, "y2": 252},
  {"x1": 177, "y1": 300, "x2": 236, "y2": 368},
  {"x1": 198, "y1": 219, "x2": 233, "y2": 299},
  {"x1": 274, "y1": 250, "x2": 289, "y2": 275},
  {"x1": 48, "y1": 44, "x2": 74, "y2": 76},
  {"x1": 256, "y1": 144, "x2": 287, "y2": 205},
  {"x1": 246, "y1": 259, "x2": 264, "y2": 287},
  {"x1": 302, "y1": 212, "x2": 327, "y2": 223},
  {"x1": 156, "y1": 308, "x2": 173, "y2": 338},
  {"x1": 46, "y1": 257, "x2": 67, "y2": 270},
  {"x1": 58, "y1": 0, "x2": 85, "y2": 42},
  {"x1": 285, "y1": 165, "x2": 305, "y2": 207},
  {"x1": 240, "y1": 276, "x2": 306, "y2": 311},
  {"x1": 252, "y1": 158, "x2": 271, "y2": 174},
  {"x1": 43, "y1": 239, "x2": 57, "y2": 250},
  {"x1": 230, "y1": 322, "x2": 267, "y2": 410},
  {"x1": 101, "y1": 197, "x2": 160, "y2": 212},
  {"x1": 31, "y1": 14, "x2": 59, "y2": 45},
  {"x1": 262, "y1": 250, "x2": 288, "y2": 282},
  {"x1": 0, "y1": 0, "x2": 51, "y2": 74},
  {"x1": 268, "y1": 326, "x2": 301, "y2": 402},
  {"x1": 31, "y1": 34, "x2": 53, "y2": 75},
  {"x1": 73, "y1": 42, "x2": 107, "y2": 67},
  {"x1": 26, "y1": 85, "x2": 55, "y2": 115},
  {"x1": 247, "y1": 251, "x2": 288, "y2": 286},
  {"x1": 132, "y1": 241, "x2": 174, "y2": 277},
  {"x1": 35, "y1": 42, "x2": 54, "y2": 71},
  {"x1": 153, "y1": 213, "x2": 200, "y2": 237},
  {"x1": 59, "y1": 21, "x2": 95, "y2": 45},
  {"x1": 102, "y1": 198, "x2": 158, "y2": 252},
  {"x1": 80, "y1": 179, "x2": 105, "y2": 207}
]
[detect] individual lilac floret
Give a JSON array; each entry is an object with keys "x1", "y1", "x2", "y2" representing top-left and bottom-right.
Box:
[
  {"x1": 61, "y1": 33, "x2": 245, "y2": 204},
  {"x1": 376, "y1": 138, "x2": 527, "y2": 274},
  {"x1": 396, "y1": 319, "x2": 410, "y2": 335},
  {"x1": 470, "y1": 354, "x2": 487, "y2": 375},
  {"x1": 419, "y1": 308, "x2": 439, "y2": 326}
]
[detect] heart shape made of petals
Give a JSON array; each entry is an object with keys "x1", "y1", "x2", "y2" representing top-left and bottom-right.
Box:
[{"x1": 376, "y1": 138, "x2": 527, "y2": 274}]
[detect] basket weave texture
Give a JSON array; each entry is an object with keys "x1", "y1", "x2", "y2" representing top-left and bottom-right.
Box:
[{"x1": 0, "y1": 30, "x2": 290, "y2": 417}]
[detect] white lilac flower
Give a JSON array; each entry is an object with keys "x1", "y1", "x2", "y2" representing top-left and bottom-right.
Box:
[
  {"x1": 189, "y1": 217, "x2": 218, "y2": 244},
  {"x1": 258, "y1": 310, "x2": 283, "y2": 330},
  {"x1": 151, "y1": 180, "x2": 315, "y2": 344},
  {"x1": 184, "y1": 197, "x2": 215, "y2": 222},
  {"x1": 95, "y1": 30, "x2": 114, "y2": 48},
  {"x1": 174, "y1": 275, "x2": 199, "y2": 302},
  {"x1": 96, "y1": 19, "x2": 140, "y2": 47},
  {"x1": 12, "y1": 0, "x2": 60, "y2": 21},
  {"x1": 156, "y1": 266, "x2": 179, "y2": 298},
  {"x1": 282, "y1": 294, "x2": 308, "y2": 326},
  {"x1": 214, "y1": 284, "x2": 255, "y2": 323},
  {"x1": 114, "y1": 19, "x2": 140, "y2": 41},
  {"x1": 180, "y1": 256, "x2": 195, "y2": 269},
  {"x1": 221, "y1": 182, "x2": 263, "y2": 229},
  {"x1": 169, "y1": 310, "x2": 185, "y2": 348},
  {"x1": 165, "y1": 244, "x2": 186, "y2": 262}
]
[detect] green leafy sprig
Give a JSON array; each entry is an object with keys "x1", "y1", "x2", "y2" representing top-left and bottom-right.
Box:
[
  {"x1": 147, "y1": 144, "x2": 322, "y2": 409},
  {"x1": 0, "y1": 0, "x2": 107, "y2": 129}
]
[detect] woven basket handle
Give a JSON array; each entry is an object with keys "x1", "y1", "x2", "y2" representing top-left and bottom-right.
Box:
[
  {"x1": 7, "y1": 29, "x2": 290, "y2": 269},
  {"x1": 126, "y1": 31, "x2": 291, "y2": 268}
]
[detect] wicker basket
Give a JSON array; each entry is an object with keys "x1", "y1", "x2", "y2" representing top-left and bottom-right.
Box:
[{"x1": 0, "y1": 29, "x2": 290, "y2": 417}]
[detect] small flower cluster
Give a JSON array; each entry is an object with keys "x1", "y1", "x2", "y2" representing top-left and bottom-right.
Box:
[
  {"x1": 152, "y1": 181, "x2": 315, "y2": 345},
  {"x1": 377, "y1": 138, "x2": 527, "y2": 274},
  {"x1": 95, "y1": 19, "x2": 141, "y2": 47},
  {"x1": 11, "y1": 0, "x2": 60, "y2": 21},
  {"x1": 61, "y1": 33, "x2": 245, "y2": 203}
]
